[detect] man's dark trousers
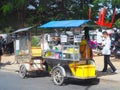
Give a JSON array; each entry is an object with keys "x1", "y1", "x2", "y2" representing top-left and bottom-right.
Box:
[{"x1": 103, "y1": 55, "x2": 116, "y2": 71}]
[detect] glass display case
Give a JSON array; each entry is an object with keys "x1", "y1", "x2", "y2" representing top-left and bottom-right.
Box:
[
  {"x1": 44, "y1": 45, "x2": 80, "y2": 61},
  {"x1": 15, "y1": 34, "x2": 42, "y2": 63},
  {"x1": 43, "y1": 33, "x2": 81, "y2": 61},
  {"x1": 15, "y1": 36, "x2": 29, "y2": 56},
  {"x1": 15, "y1": 34, "x2": 30, "y2": 63},
  {"x1": 62, "y1": 45, "x2": 80, "y2": 60}
]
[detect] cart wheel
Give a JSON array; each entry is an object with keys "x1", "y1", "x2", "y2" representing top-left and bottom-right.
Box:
[
  {"x1": 19, "y1": 65, "x2": 27, "y2": 79},
  {"x1": 52, "y1": 68, "x2": 65, "y2": 86}
]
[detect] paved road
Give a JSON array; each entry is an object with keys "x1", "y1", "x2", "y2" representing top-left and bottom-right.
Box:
[{"x1": 0, "y1": 70, "x2": 120, "y2": 90}]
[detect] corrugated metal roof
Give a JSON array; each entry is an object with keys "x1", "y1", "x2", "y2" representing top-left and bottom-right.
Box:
[{"x1": 13, "y1": 27, "x2": 32, "y2": 33}]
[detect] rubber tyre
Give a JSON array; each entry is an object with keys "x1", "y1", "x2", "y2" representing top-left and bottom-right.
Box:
[
  {"x1": 19, "y1": 65, "x2": 27, "y2": 79},
  {"x1": 52, "y1": 68, "x2": 65, "y2": 86}
]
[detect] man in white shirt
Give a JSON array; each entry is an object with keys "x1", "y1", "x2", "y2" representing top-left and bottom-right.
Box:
[{"x1": 102, "y1": 31, "x2": 116, "y2": 73}]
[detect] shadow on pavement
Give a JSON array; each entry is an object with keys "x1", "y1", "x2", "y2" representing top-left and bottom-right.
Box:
[
  {"x1": 97, "y1": 69, "x2": 117, "y2": 77},
  {"x1": 0, "y1": 61, "x2": 11, "y2": 68},
  {"x1": 18, "y1": 71, "x2": 50, "y2": 79},
  {"x1": 64, "y1": 78, "x2": 100, "y2": 86},
  {"x1": 110, "y1": 58, "x2": 120, "y2": 62}
]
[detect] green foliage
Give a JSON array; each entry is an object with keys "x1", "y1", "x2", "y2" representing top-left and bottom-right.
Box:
[
  {"x1": 112, "y1": 0, "x2": 120, "y2": 8},
  {"x1": 0, "y1": 0, "x2": 120, "y2": 33},
  {"x1": 114, "y1": 19, "x2": 120, "y2": 28},
  {"x1": 1, "y1": 0, "x2": 26, "y2": 14},
  {"x1": 31, "y1": 36, "x2": 39, "y2": 47},
  {"x1": 1, "y1": 3, "x2": 13, "y2": 14},
  {"x1": 0, "y1": 26, "x2": 13, "y2": 34},
  {"x1": 4, "y1": 26, "x2": 14, "y2": 33},
  {"x1": 38, "y1": 6, "x2": 45, "y2": 13},
  {"x1": 14, "y1": 0, "x2": 26, "y2": 7}
]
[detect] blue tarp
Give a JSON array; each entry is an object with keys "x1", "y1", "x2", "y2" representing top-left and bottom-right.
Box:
[{"x1": 38, "y1": 20, "x2": 90, "y2": 28}]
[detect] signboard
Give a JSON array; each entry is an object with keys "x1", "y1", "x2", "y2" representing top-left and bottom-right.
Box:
[
  {"x1": 74, "y1": 35, "x2": 82, "y2": 43},
  {"x1": 16, "y1": 40, "x2": 20, "y2": 50},
  {"x1": 47, "y1": 34, "x2": 51, "y2": 42},
  {"x1": 60, "y1": 35, "x2": 67, "y2": 43}
]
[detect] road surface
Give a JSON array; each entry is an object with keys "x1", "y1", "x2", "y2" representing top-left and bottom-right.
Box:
[{"x1": 0, "y1": 70, "x2": 120, "y2": 90}]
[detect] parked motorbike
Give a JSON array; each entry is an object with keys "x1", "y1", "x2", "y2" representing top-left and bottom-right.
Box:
[
  {"x1": 110, "y1": 41, "x2": 116, "y2": 57},
  {"x1": 114, "y1": 41, "x2": 120, "y2": 58}
]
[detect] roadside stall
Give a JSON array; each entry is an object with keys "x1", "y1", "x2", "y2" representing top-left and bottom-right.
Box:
[
  {"x1": 38, "y1": 20, "x2": 97, "y2": 85},
  {"x1": 13, "y1": 27, "x2": 46, "y2": 78}
]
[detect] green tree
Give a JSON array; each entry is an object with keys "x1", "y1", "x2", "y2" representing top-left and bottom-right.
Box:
[
  {"x1": 0, "y1": 0, "x2": 120, "y2": 33},
  {"x1": 114, "y1": 18, "x2": 120, "y2": 28},
  {"x1": 1, "y1": 0, "x2": 28, "y2": 28},
  {"x1": 0, "y1": 0, "x2": 51, "y2": 32}
]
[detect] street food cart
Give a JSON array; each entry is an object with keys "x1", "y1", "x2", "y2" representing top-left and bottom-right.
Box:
[
  {"x1": 13, "y1": 27, "x2": 46, "y2": 78},
  {"x1": 38, "y1": 20, "x2": 97, "y2": 85}
]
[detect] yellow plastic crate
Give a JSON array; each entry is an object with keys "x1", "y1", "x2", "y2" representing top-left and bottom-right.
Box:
[
  {"x1": 31, "y1": 47, "x2": 42, "y2": 56},
  {"x1": 75, "y1": 65, "x2": 96, "y2": 78},
  {"x1": 69, "y1": 63, "x2": 96, "y2": 79}
]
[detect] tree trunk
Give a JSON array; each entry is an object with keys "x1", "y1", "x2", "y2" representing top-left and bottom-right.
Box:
[{"x1": 17, "y1": 7, "x2": 24, "y2": 28}]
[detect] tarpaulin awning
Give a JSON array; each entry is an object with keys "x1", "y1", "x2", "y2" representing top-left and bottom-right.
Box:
[
  {"x1": 38, "y1": 20, "x2": 90, "y2": 28},
  {"x1": 13, "y1": 27, "x2": 32, "y2": 33}
]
